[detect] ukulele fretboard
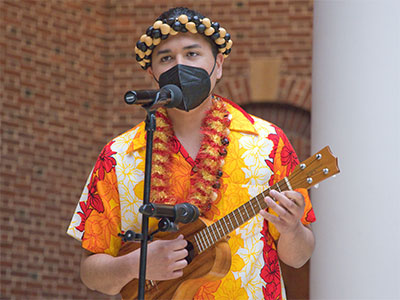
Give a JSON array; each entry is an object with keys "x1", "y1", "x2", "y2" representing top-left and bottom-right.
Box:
[{"x1": 193, "y1": 177, "x2": 293, "y2": 253}]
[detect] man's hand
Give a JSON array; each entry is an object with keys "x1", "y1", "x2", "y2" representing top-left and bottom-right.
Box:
[
  {"x1": 259, "y1": 190, "x2": 305, "y2": 234},
  {"x1": 259, "y1": 189, "x2": 314, "y2": 268},
  {"x1": 80, "y1": 234, "x2": 189, "y2": 296},
  {"x1": 144, "y1": 234, "x2": 188, "y2": 280}
]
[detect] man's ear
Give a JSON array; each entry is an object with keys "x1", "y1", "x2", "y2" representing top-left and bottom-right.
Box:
[
  {"x1": 147, "y1": 66, "x2": 154, "y2": 78},
  {"x1": 147, "y1": 66, "x2": 159, "y2": 88},
  {"x1": 215, "y1": 53, "x2": 224, "y2": 80}
]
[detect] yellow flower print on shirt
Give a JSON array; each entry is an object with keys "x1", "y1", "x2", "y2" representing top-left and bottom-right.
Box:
[
  {"x1": 194, "y1": 280, "x2": 221, "y2": 300},
  {"x1": 213, "y1": 272, "x2": 248, "y2": 300},
  {"x1": 82, "y1": 191, "x2": 121, "y2": 256}
]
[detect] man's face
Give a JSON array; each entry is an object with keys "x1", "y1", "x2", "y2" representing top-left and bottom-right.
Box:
[{"x1": 148, "y1": 33, "x2": 224, "y2": 92}]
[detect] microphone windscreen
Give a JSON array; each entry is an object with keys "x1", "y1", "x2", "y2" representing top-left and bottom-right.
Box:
[{"x1": 163, "y1": 84, "x2": 183, "y2": 108}]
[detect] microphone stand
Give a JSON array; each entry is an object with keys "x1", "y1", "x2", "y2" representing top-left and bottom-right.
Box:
[
  {"x1": 120, "y1": 86, "x2": 184, "y2": 299},
  {"x1": 137, "y1": 105, "x2": 156, "y2": 300}
]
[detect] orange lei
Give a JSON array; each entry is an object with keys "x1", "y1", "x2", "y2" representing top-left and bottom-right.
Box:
[{"x1": 151, "y1": 96, "x2": 231, "y2": 214}]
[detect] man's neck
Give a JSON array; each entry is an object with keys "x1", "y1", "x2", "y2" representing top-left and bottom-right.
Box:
[
  {"x1": 166, "y1": 97, "x2": 213, "y2": 138},
  {"x1": 166, "y1": 97, "x2": 213, "y2": 159}
]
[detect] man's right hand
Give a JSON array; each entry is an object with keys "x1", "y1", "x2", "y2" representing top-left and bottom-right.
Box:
[
  {"x1": 80, "y1": 235, "x2": 189, "y2": 295},
  {"x1": 139, "y1": 234, "x2": 188, "y2": 281}
]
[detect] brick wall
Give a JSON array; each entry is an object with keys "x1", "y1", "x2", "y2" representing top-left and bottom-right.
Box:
[
  {"x1": 1, "y1": 1, "x2": 313, "y2": 299},
  {"x1": 1, "y1": 1, "x2": 116, "y2": 299}
]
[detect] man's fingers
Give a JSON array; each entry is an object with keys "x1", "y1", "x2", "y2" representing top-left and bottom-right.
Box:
[
  {"x1": 265, "y1": 195, "x2": 288, "y2": 216},
  {"x1": 173, "y1": 248, "x2": 189, "y2": 261},
  {"x1": 170, "y1": 269, "x2": 184, "y2": 279},
  {"x1": 283, "y1": 191, "x2": 304, "y2": 206},
  {"x1": 168, "y1": 260, "x2": 187, "y2": 279},
  {"x1": 261, "y1": 191, "x2": 307, "y2": 235},
  {"x1": 172, "y1": 258, "x2": 188, "y2": 271},
  {"x1": 269, "y1": 190, "x2": 303, "y2": 214},
  {"x1": 259, "y1": 208, "x2": 281, "y2": 224},
  {"x1": 166, "y1": 235, "x2": 188, "y2": 250}
]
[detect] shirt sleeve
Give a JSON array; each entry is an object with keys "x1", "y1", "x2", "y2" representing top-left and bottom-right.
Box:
[
  {"x1": 66, "y1": 140, "x2": 122, "y2": 256},
  {"x1": 266, "y1": 126, "x2": 316, "y2": 241}
]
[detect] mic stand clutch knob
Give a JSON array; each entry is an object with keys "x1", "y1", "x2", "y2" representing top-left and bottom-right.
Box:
[
  {"x1": 118, "y1": 230, "x2": 146, "y2": 242},
  {"x1": 118, "y1": 229, "x2": 160, "y2": 242},
  {"x1": 158, "y1": 217, "x2": 179, "y2": 232}
]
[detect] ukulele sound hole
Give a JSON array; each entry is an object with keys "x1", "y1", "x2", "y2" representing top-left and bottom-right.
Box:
[{"x1": 185, "y1": 241, "x2": 195, "y2": 264}]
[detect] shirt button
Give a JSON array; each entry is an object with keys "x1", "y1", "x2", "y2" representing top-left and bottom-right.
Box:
[
  {"x1": 213, "y1": 181, "x2": 221, "y2": 189},
  {"x1": 221, "y1": 137, "x2": 230, "y2": 145},
  {"x1": 219, "y1": 148, "x2": 227, "y2": 156}
]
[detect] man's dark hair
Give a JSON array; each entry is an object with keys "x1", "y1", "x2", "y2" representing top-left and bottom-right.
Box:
[{"x1": 156, "y1": 7, "x2": 219, "y2": 59}]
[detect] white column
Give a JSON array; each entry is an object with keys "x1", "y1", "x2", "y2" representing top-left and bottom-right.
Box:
[{"x1": 311, "y1": 0, "x2": 400, "y2": 299}]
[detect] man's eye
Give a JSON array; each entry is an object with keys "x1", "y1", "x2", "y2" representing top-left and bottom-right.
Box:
[
  {"x1": 187, "y1": 52, "x2": 199, "y2": 57},
  {"x1": 160, "y1": 56, "x2": 171, "y2": 62}
]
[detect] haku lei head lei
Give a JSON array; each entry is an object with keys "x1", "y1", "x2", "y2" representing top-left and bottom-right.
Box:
[{"x1": 134, "y1": 7, "x2": 233, "y2": 69}]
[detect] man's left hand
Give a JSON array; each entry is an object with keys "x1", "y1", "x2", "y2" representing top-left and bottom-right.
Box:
[{"x1": 260, "y1": 190, "x2": 305, "y2": 234}]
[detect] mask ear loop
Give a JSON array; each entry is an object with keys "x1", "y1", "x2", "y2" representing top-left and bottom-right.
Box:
[
  {"x1": 209, "y1": 58, "x2": 217, "y2": 77},
  {"x1": 153, "y1": 74, "x2": 160, "y2": 84},
  {"x1": 207, "y1": 58, "x2": 218, "y2": 101}
]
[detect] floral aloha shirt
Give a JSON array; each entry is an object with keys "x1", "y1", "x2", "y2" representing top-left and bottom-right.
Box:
[{"x1": 67, "y1": 96, "x2": 316, "y2": 300}]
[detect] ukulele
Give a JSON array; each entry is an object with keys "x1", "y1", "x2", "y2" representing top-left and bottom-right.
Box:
[{"x1": 117, "y1": 146, "x2": 340, "y2": 300}]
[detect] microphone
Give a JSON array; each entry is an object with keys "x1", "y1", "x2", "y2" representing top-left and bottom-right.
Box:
[
  {"x1": 124, "y1": 84, "x2": 183, "y2": 109},
  {"x1": 139, "y1": 202, "x2": 199, "y2": 224}
]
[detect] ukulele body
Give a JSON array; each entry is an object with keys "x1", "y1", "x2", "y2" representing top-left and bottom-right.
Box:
[{"x1": 117, "y1": 217, "x2": 232, "y2": 300}]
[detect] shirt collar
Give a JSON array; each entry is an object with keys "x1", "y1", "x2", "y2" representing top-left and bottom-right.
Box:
[
  {"x1": 126, "y1": 97, "x2": 258, "y2": 154},
  {"x1": 223, "y1": 97, "x2": 258, "y2": 136},
  {"x1": 126, "y1": 122, "x2": 146, "y2": 153}
]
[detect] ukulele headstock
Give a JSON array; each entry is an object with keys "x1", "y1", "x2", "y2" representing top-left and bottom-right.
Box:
[{"x1": 289, "y1": 146, "x2": 340, "y2": 190}]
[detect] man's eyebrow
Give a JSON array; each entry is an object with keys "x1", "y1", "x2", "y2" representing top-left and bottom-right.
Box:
[
  {"x1": 155, "y1": 44, "x2": 202, "y2": 56},
  {"x1": 183, "y1": 44, "x2": 202, "y2": 50},
  {"x1": 155, "y1": 49, "x2": 171, "y2": 56}
]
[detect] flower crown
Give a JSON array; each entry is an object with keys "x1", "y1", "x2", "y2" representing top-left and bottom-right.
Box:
[{"x1": 135, "y1": 14, "x2": 233, "y2": 70}]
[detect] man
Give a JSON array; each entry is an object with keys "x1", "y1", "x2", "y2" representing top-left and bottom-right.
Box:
[{"x1": 67, "y1": 7, "x2": 315, "y2": 299}]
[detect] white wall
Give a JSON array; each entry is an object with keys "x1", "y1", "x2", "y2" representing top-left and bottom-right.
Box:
[{"x1": 311, "y1": 0, "x2": 400, "y2": 298}]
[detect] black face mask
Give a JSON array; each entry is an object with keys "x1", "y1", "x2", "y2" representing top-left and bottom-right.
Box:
[{"x1": 157, "y1": 63, "x2": 215, "y2": 112}]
